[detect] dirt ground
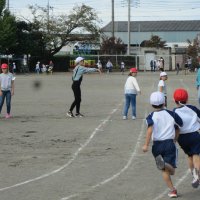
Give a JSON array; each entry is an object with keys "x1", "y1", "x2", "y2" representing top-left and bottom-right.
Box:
[{"x1": 0, "y1": 70, "x2": 199, "y2": 200}]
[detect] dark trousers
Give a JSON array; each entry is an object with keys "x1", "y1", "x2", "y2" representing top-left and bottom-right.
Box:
[
  {"x1": 70, "y1": 82, "x2": 81, "y2": 114},
  {"x1": 0, "y1": 90, "x2": 11, "y2": 114}
]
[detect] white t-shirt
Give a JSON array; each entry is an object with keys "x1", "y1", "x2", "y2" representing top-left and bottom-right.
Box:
[
  {"x1": 173, "y1": 105, "x2": 200, "y2": 134},
  {"x1": 146, "y1": 109, "x2": 183, "y2": 141},
  {"x1": 158, "y1": 80, "x2": 167, "y2": 96},
  {"x1": 124, "y1": 76, "x2": 140, "y2": 94},
  {"x1": 0, "y1": 73, "x2": 15, "y2": 91}
]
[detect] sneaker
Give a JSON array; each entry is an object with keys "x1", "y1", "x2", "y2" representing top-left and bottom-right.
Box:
[
  {"x1": 168, "y1": 189, "x2": 178, "y2": 198},
  {"x1": 191, "y1": 177, "x2": 199, "y2": 188},
  {"x1": 155, "y1": 155, "x2": 165, "y2": 170},
  {"x1": 5, "y1": 113, "x2": 11, "y2": 119},
  {"x1": 123, "y1": 116, "x2": 127, "y2": 120},
  {"x1": 132, "y1": 116, "x2": 136, "y2": 120},
  {"x1": 66, "y1": 111, "x2": 74, "y2": 118},
  {"x1": 75, "y1": 113, "x2": 84, "y2": 118},
  {"x1": 191, "y1": 168, "x2": 200, "y2": 188}
]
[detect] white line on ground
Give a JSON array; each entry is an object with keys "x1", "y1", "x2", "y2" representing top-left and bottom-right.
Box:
[
  {"x1": 60, "y1": 114, "x2": 147, "y2": 200},
  {"x1": 0, "y1": 103, "x2": 122, "y2": 192}
]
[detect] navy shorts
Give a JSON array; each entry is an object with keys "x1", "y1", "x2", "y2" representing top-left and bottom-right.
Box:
[
  {"x1": 152, "y1": 139, "x2": 177, "y2": 168},
  {"x1": 178, "y1": 132, "x2": 200, "y2": 156}
]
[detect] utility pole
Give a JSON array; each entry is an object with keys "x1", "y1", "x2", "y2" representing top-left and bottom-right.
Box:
[
  {"x1": 112, "y1": 0, "x2": 114, "y2": 38},
  {"x1": 7, "y1": 0, "x2": 9, "y2": 10},
  {"x1": 127, "y1": 0, "x2": 131, "y2": 55},
  {"x1": 47, "y1": 0, "x2": 50, "y2": 33}
]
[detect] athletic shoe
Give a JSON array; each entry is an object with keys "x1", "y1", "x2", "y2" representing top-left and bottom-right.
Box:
[
  {"x1": 155, "y1": 155, "x2": 165, "y2": 170},
  {"x1": 5, "y1": 113, "x2": 12, "y2": 119},
  {"x1": 168, "y1": 189, "x2": 178, "y2": 198},
  {"x1": 66, "y1": 111, "x2": 74, "y2": 118},
  {"x1": 191, "y1": 177, "x2": 199, "y2": 188},
  {"x1": 132, "y1": 116, "x2": 136, "y2": 120},
  {"x1": 75, "y1": 113, "x2": 84, "y2": 118},
  {"x1": 123, "y1": 116, "x2": 127, "y2": 120},
  {"x1": 191, "y1": 168, "x2": 200, "y2": 188}
]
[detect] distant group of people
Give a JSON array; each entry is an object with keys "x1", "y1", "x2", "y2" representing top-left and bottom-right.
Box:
[
  {"x1": 35, "y1": 60, "x2": 54, "y2": 75},
  {"x1": 96, "y1": 59, "x2": 126, "y2": 75},
  {"x1": 150, "y1": 57, "x2": 165, "y2": 72}
]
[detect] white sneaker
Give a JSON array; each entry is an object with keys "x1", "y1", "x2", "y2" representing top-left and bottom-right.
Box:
[
  {"x1": 132, "y1": 116, "x2": 136, "y2": 120},
  {"x1": 123, "y1": 116, "x2": 127, "y2": 120},
  {"x1": 192, "y1": 168, "x2": 200, "y2": 188}
]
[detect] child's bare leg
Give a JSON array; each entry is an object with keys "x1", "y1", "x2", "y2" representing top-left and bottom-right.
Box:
[
  {"x1": 191, "y1": 155, "x2": 200, "y2": 188},
  {"x1": 165, "y1": 163, "x2": 175, "y2": 175},
  {"x1": 162, "y1": 169, "x2": 175, "y2": 190},
  {"x1": 193, "y1": 155, "x2": 200, "y2": 171},
  {"x1": 187, "y1": 156, "x2": 194, "y2": 172}
]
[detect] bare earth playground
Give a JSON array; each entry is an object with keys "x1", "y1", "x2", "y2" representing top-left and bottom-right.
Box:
[{"x1": 0, "y1": 71, "x2": 199, "y2": 200}]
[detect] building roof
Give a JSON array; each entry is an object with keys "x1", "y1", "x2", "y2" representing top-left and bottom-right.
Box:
[{"x1": 101, "y1": 20, "x2": 200, "y2": 32}]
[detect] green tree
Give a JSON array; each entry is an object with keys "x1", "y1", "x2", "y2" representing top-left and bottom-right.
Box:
[
  {"x1": 186, "y1": 38, "x2": 200, "y2": 69},
  {"x1": 100, "y1": 36, "x2": 126, "y2": 54},
  {"x1": 27, "y1": 3, "x2": 101, "y2": 59},
  {"x1": 140, "y1": 35, "x2": 167, "y2": 48},
  {"x1": 0, "y1": 0, "x2": 17, "y2": 54},
  {"x1": 11, "y1": 21, "x2": 45, "y2": 57}
]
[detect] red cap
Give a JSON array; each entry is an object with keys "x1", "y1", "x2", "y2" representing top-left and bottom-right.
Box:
[
  {"x1": 173, "y1": 88, "x2": 188, "y2": 102},
  {"x1": 130, "y1": 68, "x2": 138, "y2": 73},
  {"x1": 1, "y1": 63, "x2": 8, "y2": 69}
]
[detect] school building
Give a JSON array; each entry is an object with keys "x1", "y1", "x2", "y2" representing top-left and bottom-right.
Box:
[{"x1": 101, "y1": 20, "x2": 200, "y2": 71}]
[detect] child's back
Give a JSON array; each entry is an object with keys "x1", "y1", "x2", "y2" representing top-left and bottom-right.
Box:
[{"x1": 173, "y1": 88, "x2": 200, "y2": 189}]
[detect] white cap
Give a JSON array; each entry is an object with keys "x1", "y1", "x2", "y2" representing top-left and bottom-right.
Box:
[
  {"x1": 160, "y1": 72, "x2": 167, "y2": 77},
  {"x1": 150, "y1": 91, "x2": 165, "y2": 106},
  {"x1": 75, "y1": 57, "x2": 84, "y2": 64}
]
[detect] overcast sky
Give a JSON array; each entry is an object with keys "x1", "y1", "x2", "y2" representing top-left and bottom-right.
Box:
[{"x1": 9, "y1": 0, "x2": 200, "y2": 26}]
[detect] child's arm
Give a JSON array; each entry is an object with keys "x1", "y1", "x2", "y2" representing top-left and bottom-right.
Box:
[
  {"x1": 158, "y1": 86, "x2": 163, "y2": 93},
  {"x1": 142, "y1": 126, "x2": 153, "y2": 152},
  {"x1": 175, "y1": 127, "x2": 180, "y2": 142},
  {"x1": 11, "y1": 80, "x2": 14, "y2": 96}
]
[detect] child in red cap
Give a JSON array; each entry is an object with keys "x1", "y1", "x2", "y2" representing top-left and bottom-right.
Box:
[
  {"x1": 0, "y1": 63, "x2": 15, "y2": 118},
  {"x1": 122, "y1": 68, "x2": 141, "y2": 120},
  {"x1": 173, "y1": 88, "x2": 200, "y2": 188}
]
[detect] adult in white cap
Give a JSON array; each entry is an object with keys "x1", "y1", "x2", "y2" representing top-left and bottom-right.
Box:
[
  {"x1": 66, "y1": 57, "x2": 101, "y2": 118},
  {"x1": 158, "y1": 71, "x2": 168, "y2": 107},
  {"x1": 142, "y1": 91, "x2": 183, "y2": 198}
]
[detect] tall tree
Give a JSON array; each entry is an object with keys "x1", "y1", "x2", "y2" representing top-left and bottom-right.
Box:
[
  {"x1": 100, "y1": 36, "x2": 126, "y2": 54},
  {"x1": 186, "y1": 38, "x2": 200, "y2": 69},
  {"x1": 0, "y1": 0, "x2": 17, "y2": 54},
  {"x1": 140, "y1": 35, "x2": 167, "y2": 48},
  {"x1": 27, "y1": 3, "x2": 101, "y2": 59}
]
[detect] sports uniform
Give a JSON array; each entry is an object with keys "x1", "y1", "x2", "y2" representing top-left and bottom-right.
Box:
[
  {"x1": 173, "y1": 88, "x2": 200, "y2": 188},
  {"x1": 146, "y1": 107, "x2": 182, "y2": 168},
  {"x1": 143, "y1": 91, "x2": 183, "y2": 198}
]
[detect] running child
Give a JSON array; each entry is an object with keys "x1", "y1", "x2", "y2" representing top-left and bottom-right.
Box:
[
  {"x1": 142, "y1": 91, "x2": 183, "y2": 198},
  {"x1": 173, "y1": 88, "x2": 200, "y2": 188}
]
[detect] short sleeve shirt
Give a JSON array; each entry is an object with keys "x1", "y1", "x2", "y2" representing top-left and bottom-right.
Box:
[
  {"x1": 0, "y1": 73, "x2": 15, "y2": 91},
  {"x1": 158, "y1": 80, "x2": 167, "y2": 96},
  {"x1": 146, "y1": 109, "x2": 183, "y2": 141}
]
